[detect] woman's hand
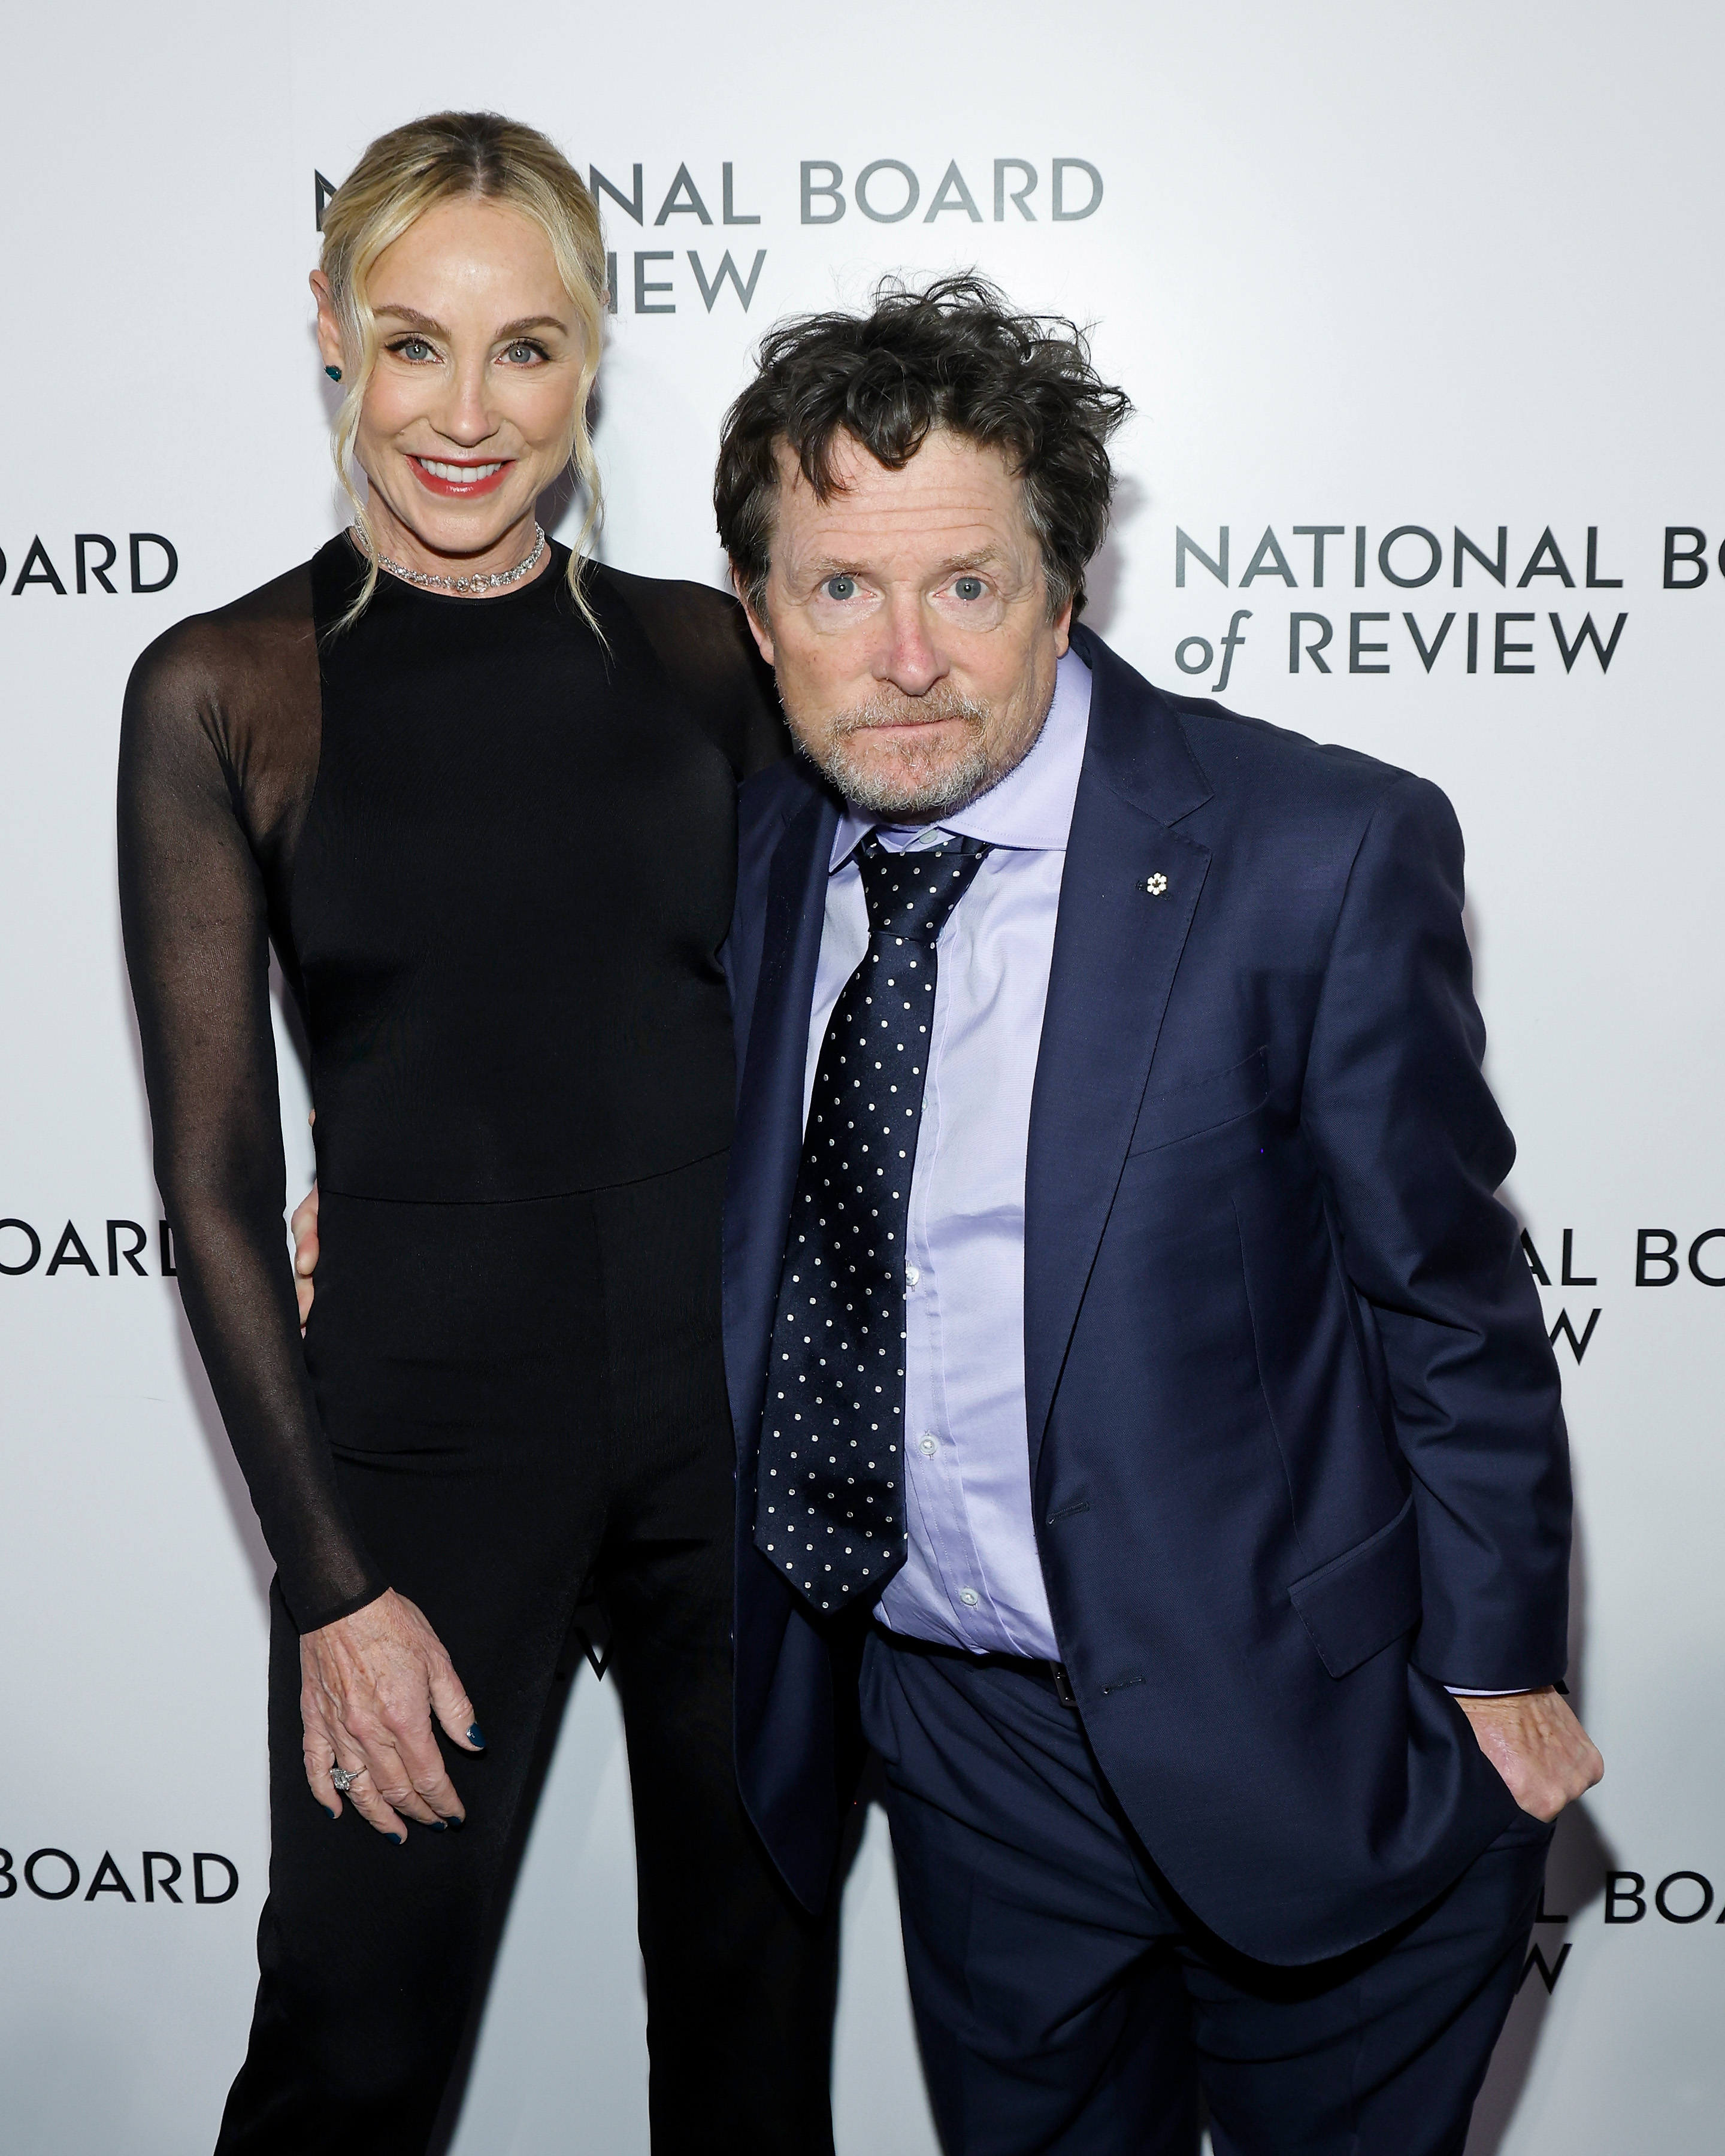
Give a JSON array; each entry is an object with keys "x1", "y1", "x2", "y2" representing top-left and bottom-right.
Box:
[
  {"x1": 300, "y1": 1590, "x2": 485, "y2": 1839},
  {"x1": 292, "y1": 1109, "x2": 317, "y2": 1333},
  {"x1": 290, "y1": 1179, "x2": 318, "y2": 1332}
]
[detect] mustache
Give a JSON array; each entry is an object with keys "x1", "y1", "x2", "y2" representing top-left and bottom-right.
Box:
[{"x1": 827, "y1": 688, "x2": 991, "y2": 738}]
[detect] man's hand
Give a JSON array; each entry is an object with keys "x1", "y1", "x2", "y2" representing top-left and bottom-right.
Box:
[
  {"x1": 1455, "y1": 1688, "x2": 1602, "y2": 1821},
  {"x1": 291, "y1": 1181, "x2": 318, "y2": 1333}
]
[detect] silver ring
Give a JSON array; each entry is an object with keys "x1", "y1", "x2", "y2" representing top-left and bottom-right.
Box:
[{"x1": 330, "y1": 1765, "x2": 367, "y2": 1795}]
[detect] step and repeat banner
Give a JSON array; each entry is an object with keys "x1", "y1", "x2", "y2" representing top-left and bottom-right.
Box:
[{"x1": 2, "y1": 3, "x2": 1720, "y2": 2150}]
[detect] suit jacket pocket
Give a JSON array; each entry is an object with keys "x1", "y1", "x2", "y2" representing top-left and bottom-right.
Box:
[
  {"x1": 1126, "y1": 1046, "x2": 1269, "y2": 1155},
  {"x1": 1287, "y1": 1492, "x2": 1421, "y2": 1677}
]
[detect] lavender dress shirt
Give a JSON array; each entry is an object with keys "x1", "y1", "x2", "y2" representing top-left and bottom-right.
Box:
[
  {"x1": 801, "y1": 648, "x2": 1094, "y2": 1660},
  {"x1": 800, "y1": 647, "x2": 1514, "y2": 1693}
]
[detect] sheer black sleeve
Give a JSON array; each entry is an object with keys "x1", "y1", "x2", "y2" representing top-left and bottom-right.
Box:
[
  {"x1": 601, "y1": 567, "x2": 791, "y2": 777},
  {"x1": 117, "y1": 571, "x2": 387, "y2": 1631}
]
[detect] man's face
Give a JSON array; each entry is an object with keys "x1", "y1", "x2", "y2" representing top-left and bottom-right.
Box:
[{"x1": 738, "y1": 430, "x2": 1072, "y2": 820}]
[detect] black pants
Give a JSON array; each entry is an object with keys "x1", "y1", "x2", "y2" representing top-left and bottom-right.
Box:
[
  {"x1": 217, "y1": 1154, "x2": 835, "y2": 2155},
  {"x1": 862, "y1": 1627, "x2": 1550, "y2": 2156}
]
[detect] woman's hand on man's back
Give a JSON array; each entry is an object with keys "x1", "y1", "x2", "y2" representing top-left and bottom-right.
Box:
[{"x1": 292, "y1": 1182, "x2": 318, "y2": 1333}]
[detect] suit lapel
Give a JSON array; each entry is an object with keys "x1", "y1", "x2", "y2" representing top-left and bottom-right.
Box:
[
  {"x1": 1024, "y1": 633, "x2": 1213, "y2": 1480},
  {"x1": 724, "y1": 786, "x2": 838, "y2": 1457}
]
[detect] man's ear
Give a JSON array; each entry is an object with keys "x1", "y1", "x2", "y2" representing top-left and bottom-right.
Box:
[
  {"x1": 730, "y1": 562, "x2": 775, "y2": 666},
  {"x1": 1048, "y1": 571, "x2": 1075, "y2": 659}
]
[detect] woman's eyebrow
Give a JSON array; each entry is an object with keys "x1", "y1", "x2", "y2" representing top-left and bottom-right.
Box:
[
  {"x1": 374, "y1": 303, "x2": 448, "y2": 334},
  {"x1": 373, "y1": 305, "x2": 570, "y2": 340}
]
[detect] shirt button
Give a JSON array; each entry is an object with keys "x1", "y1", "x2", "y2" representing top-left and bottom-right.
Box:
[
  {"x1": 959, "y1": 1589, "x2": 980, "y2": 1607},
  {"x1": 919, "y1": 1435, "x2": 938, "y2": 1456},
  {"x1": 904, "y1": 1265, "x2": 921, "y2": 1287}
]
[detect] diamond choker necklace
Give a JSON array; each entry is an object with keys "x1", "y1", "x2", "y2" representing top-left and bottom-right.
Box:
[{"x1": 364, "y1": 523, "x2": 547, "y2": 597}]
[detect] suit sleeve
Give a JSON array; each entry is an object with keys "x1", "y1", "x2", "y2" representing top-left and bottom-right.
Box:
[{"x1": 1299, "y1": 773, "x2": 1570, "y2": 1689}]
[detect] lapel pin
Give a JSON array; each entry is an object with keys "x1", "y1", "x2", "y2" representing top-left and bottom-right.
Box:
[{"x1": 1144, "y1": 873, "x2": 1169, "y2": 897}]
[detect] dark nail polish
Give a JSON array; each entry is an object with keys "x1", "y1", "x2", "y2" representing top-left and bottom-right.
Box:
[
  {"x1": 323, "y1": 1807, "x2": 337, "y2": 1821},
  {"x1": 388, "y1": 1833, "x2": 403, "y2": 1846},
  {"x1": 429, "y1": 1820, "x2": 447, "y2": 1831},
  {"x1": 467, "y1": 1724, "x2": 486, "y2": 1749},
  {"x1": 446, "y1": 1814, "x2": 466, "y2": 1832}
]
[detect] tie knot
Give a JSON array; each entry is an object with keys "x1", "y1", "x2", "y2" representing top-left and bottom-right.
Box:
[{"x1": 855, "y1": 835, "x2": 990, "y2": 944}]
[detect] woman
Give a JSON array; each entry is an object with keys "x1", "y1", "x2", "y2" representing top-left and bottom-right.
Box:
[{"x1": 117, "y1": 113, "x2": 830, "y2": 2155}]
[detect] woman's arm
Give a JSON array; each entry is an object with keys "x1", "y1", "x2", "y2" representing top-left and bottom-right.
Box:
[
  {"x1": 118, "y1": 618, "x2": 483, "y2": 1835},
  {"x1": 118, "y1": 623, "x2": 385, "y2": 1631}
]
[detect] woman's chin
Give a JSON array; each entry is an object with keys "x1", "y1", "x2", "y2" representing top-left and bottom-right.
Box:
[{"x1": 375, "y1": 496, "x2": 543, "y2": 570}]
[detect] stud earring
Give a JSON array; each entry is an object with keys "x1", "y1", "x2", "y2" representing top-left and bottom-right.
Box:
[{"x1": 325, "y1": 365, "x2": 342, "y2": 381}]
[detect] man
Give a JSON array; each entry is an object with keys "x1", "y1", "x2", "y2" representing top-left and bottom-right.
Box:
[{"x1": 710, "y1": 274, "x2": 1601, "y2": 2153}]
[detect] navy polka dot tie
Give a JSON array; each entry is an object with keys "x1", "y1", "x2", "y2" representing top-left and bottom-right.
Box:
[{"x1": 755, "y1": 834, "x2": 990, "y2": 1613}]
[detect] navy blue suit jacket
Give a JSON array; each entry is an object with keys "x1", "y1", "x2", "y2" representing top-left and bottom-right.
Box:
[{"x1": 723, "y1": 624, "x2": 1570, "y2": 1965}]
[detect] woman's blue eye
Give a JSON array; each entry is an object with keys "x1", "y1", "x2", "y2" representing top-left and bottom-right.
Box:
[
  {"x1": 825, "y1": 574, "x2": 858, "y2": 601},
  {"x1": 505, "y1": 341, "x2": 542, "y2": 364},
  {"x1": 395, "y1": 337, "x2": 434, "y2": 362},
  {"x1": 954, "y1": 576, "x2": 985, "y2": 601}
]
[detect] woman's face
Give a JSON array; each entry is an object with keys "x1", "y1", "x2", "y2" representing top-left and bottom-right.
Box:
[{"x1": 312, "y1": 195, "x2": 584, "y2": 576}]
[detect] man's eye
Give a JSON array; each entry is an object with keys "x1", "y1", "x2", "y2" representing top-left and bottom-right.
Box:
[
  {"x1": 824, "y1": 574, "x2": 859, "y2": 601},
  {"x1": 953, "y1": 576, "x2": 986, "y2": 601}
]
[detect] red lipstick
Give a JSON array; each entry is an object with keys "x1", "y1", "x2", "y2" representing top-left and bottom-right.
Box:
[{"x1": 408, "y1": 455, "x2": 515, "y2": 499}]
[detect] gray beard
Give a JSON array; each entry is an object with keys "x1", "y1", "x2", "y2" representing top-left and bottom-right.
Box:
[{"x1": 806, "y1": 692, "x2": 998, "y2": 818}]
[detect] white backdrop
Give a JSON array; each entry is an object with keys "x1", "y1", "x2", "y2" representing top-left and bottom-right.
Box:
[{"x1": 2, "y1": 3, "x2": 1721, "y2": 2149}]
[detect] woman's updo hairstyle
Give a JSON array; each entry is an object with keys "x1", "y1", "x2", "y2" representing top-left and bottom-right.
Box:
[{"x1": 318, "y1": 111, "x2": 608, "y2": 627}]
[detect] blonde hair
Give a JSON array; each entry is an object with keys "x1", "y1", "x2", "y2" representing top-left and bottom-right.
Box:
[{"x1": 318, "y1": 111, "x2": 607, "y2": 629}]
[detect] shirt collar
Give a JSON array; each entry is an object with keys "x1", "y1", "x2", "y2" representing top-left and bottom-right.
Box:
[{"x1": 828, "y1": 645, "x2": 1092, "y2": 871}]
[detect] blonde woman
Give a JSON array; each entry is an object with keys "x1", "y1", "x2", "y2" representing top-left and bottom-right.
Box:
[{"x1": 117, "y1": 113, "x2": 831, "y2": 2154}]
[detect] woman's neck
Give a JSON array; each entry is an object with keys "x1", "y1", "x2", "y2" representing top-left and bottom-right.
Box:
[{"x1": 361, "y1": 495, "x2": 551, "y2": 595}]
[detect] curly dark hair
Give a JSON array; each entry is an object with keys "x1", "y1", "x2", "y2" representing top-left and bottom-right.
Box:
[{"x1": 715, "y1": 274, "x2": 1131, "y2": 622}]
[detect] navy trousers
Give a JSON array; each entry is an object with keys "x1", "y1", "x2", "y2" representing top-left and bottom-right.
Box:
[{"x1": 860, "y1": 1628, "x2": 1550, "y2": 2156}]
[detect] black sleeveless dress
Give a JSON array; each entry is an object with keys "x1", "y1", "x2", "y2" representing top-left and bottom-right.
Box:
[{"x1": 117, "y1": 540, "x2": 834, "y2": 2156}]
